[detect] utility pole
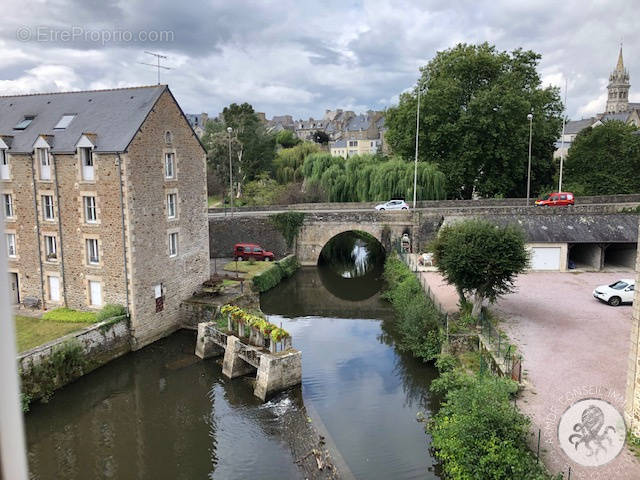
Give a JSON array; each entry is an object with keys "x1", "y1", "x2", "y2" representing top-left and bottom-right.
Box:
[
  {"x1": 139, "y1": 51, "x2": 171, "y2": 84},
  {"x1": 413, "y1": 84, "x2": 422, "y2": 209},
  {"x1": 558, "y1": 78, "x2": 568, "y2": 192},
  {"x1": 227, "y1": 127, "x2": 234, "y2": 216},
  {"x1": 526, "y1": 113, "x2": 533, "y2": 205}
]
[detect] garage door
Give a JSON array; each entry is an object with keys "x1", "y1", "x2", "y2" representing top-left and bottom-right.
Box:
[{"x1": 530, "y1": 247, "x2": 562, "y2": 270}]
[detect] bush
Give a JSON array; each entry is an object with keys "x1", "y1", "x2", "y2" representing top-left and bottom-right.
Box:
[
  {"x1": 252, "y1": 263, "x2": 284, "y2": 292},
  {"x1": 428, "y1": 369, "x2": 553, "y2": 480},
  {"x1": 96, "y1": 304, "x2": 127, "y2": 323},
  {"x1": 382, "y1": 254, "x2": 442, "y2": 361},
  {"x1": 269, "y1": 212, "x2": 305, "y2": 249},
  {"x1": 42, "y1": 308, "x2": 96, "y2": 323},
  {"x1": 277, "y1": 255, "x2": 300, "y2": 278}
]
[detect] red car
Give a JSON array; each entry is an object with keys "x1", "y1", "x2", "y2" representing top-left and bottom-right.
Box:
[
  {"x1": 535, "y1": 192, "x2": 575, "y2": 206},
  {"x1": 233, "y1": 243, "x2": 275, "y2": 261}
]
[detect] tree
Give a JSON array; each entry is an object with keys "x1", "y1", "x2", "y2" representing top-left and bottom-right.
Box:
[
  {"x1": 431, "y1": 219, "x2": 528, "y2": 317},
  {"x1": 275, "y1": 129, "x2": 300, "y2": 148},
  {"x1": 385, "y1": 43, "x2": 563, "y2": 199},
  {"x1": 563, "y1": 120, "x2": 640, "y2": 195},
  {"x1": 311, "y1": 130, "x2": 330, "y2": 145},
  {"x1": 202, "y1": 103, "x2": 275, "y2": 198},
  {"x1": 272, "y1": 141, "x2": 321, "y2": 183}
]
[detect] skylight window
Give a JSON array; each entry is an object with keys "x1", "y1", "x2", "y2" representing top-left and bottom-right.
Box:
[
  {"x1": 54, "y1": 114, "x2": 76, "y2": 129},
  {"x1": 14, "y1": 116, "x2": 35, "y2": 130}
]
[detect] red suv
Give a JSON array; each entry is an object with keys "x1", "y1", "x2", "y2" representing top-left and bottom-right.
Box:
[
  {"x1": 233, "y1": 243, "x2": 275, "y2": 261},
  {"x1": 535, "y1": 192, "x2": 575, "y2": 206}
]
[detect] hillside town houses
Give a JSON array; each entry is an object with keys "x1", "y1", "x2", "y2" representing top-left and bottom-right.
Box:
[{"x1": 1, "y1": 85, "x2": 210, "y2": 349}]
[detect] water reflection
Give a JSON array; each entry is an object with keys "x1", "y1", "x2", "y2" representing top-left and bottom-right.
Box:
[{"x1": 318, "y1": 231, "x2": 385, "y2": 279}]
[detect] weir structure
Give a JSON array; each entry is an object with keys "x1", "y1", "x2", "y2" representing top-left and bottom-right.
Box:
[{"x1": 195, "y1": 322, "x2": 302, "y2": 401}]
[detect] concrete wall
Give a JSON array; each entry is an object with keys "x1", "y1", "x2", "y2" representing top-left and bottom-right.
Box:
[
  {"x1": 604, "y1": 243, "x2": 638, "y2": 269},
  {"x1": 526, "y1": 243, "x2": 569, "y2": 271},
  {"x1": 209, "y1": 216, "x2": 288, "y2": 258},
  {"x1": 569, "y1": 243, "x2": 602, "y2": 270},
  {"x1": 125, "y1": 90, "x2": 210, "y2": 349}
]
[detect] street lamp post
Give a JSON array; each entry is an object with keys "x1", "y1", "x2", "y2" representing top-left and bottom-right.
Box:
[
  {"x1": 413, "y1": 84, "x2": 422, "y2": 209},
  {"x1": 526, "y1": 113, "x2": 533, "y2": 206},
  {"x1": 227, "y1": 126, "x2": 233, "y2": 216}
]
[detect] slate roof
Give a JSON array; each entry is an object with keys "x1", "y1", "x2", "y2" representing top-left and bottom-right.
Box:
[
  {"x1": 564, "y1": 118, "x2": 596, "y2": 135},
  {"x1": 600, "y1": 112, "x2": 632, "y2": 123},
  {"x1": 330, "y1": 139, "x2": 347, "y2": 148},
  {"x1": 185, "y1": 113, "x2": 206, "y2": 128},
  {"x1": 346, "y1": 114, "x2": 371, "y2": 131},
  {"x1": 0, "y1": 85, "x2": 166, "y2": 153},
  {"x1": 474, "y1": 214, "x2": 639, "y2": 243}
]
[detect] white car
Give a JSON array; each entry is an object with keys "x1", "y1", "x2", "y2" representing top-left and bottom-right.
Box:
[
  {"x1": 593, "y1": 279, "x2": 635, "y2": 306},
  {"x1": 375, "y1": 199, "x2": 409, "y2": 211}
]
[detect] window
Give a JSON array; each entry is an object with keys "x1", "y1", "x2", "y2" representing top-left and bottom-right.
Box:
[
  {"x1": 252, "y1": 247, "x2": 262, "y2": 253},
  {"x1": 169, "y1": 232, "x2": 178, "y2": 257},
  {"x1": 42, "y1": 195, "x2": 54, "y2": 220},
  {"x1": 86, "y1": 238, "x2": 99, "y2": 265},
  {"x1": 348, "y1": 140, "x2": 357, "y2": 147},
  {"x1": 167, "y1": 193, "x2": 177, "y2": 219},
  {"x1": 48, "y1": 276, "x2": 60, "y2": 302},
  {"x1": 45, "y1": 235, "x2": 57, "y2": 260},
  {"x1": 155, "y1": 283, "x2": 164, "y2": 312},
  {"x1": 80, "y1": 147, "x2": 94, "y2": 181},
  {"x1": 6, "y1": 233, "x2": 16, "y2": 257},
  {"x1": 14, "y1": 116, "x2": 34, "y2": 130},
  {"x1": 164, "y1": 153, "x2": 175, "y2": 179},
  {"x1": 84, "y1": 196, "x2": 97, "y2": 223},
  {"x1": 3, "y1": 194, "x2": 13, "y2": 218},
  {"x1": 38, "y1": 148, "x2": 51, "y2": 180},
  {"x1": 165, "y1": 131, "x2": 172, "y2": 144},
  {"x1": 0, "y1": 150, "x2": 8, "y2": 180},
  {"x1": 88, "y1": 280, "x2": 102, "y2": 307},
  {"x1": 54, "y1": 114, "x2": 76, "y2": 129}
]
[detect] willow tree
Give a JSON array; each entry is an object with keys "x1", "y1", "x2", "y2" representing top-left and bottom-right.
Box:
[{"x1": 273, "y1": 142, "x2": 321, "y2": 184}]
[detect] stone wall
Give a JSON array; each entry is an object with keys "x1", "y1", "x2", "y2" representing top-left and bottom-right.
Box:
[
  {"x1": 209, "y1": 216, "x2": 288, "y2": 258},
  {"x1": 18, "y1": 317, "x2": 131, "y2": 401},
  {"x1": 125, "y1": 89, "x2": 210, "y2": 349},
  {"x1": 624, "y1": 228, "x2": 640, "y2": 435}
]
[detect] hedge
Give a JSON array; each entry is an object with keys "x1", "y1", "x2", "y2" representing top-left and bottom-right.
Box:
[
  {"x1": 42, "y1": 308, "x2": 96, "y2": 323},
  {"x1": 96, "y1": 304, "x2": 127, "y2": 322},
  {"x1": 252, "y1": 255, "x2": 300, "y2": 292}
]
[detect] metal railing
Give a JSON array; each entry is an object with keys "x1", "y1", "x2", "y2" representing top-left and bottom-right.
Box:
[{"x1": 479, "y1": 309, "x2": 522, "y2": 383}]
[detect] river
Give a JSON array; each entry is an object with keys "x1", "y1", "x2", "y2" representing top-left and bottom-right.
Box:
[{"x1": 25, "y1": 258, "x2": 441, "y2": 479}]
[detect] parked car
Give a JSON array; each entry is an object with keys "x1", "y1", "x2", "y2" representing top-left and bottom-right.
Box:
[
  {"x1": 534, "y1": 192, "x2": 575, "y2": 206},
  {"x1": 233, "y1": 243, "x2": 275, "y2": 261},
  {"x1": 375, "y1": 199, "x2": 409, "y2": 211},
  {"x1": 593, "y1": 279, "x2": 635, "y2": 306}
]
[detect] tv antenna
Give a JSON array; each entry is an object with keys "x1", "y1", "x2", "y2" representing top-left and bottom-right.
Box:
[{"x1": 139, "y1": 51, "x2": 171, "y2": 84}]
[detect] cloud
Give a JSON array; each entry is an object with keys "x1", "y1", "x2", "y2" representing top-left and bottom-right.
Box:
[{"x1": 0, "y1": 0, "x2": 637, "y2": 121}]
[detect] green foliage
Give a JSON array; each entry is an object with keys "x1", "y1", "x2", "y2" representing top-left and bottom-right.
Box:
[
  {"x1": 96, "y1": 304, "x2": 127, "y2": 323},
  {"x1": 428, "y1": 369, "x2": 553, "y2": 479},
  {"x1": 275, "y1": 129, "x2": 300, "y2": 148},
  {"x1": 302, "y1": 153, "x2": 446, "y2": 202},
  {"x1": 240, "y1": 173, "x2": 286, "y2": 206},
  {"x1": 20, "y1": 340, "x2": 87, "y2": 406},
  {"x1": 273, "y1": 142, "x2": 321, "y2": 184},
  {"x1": 311, "y1": 130, "x2": 330, "y2": 144},
  {"x1": 270, "y1": 212, "x2": 306, "y2": 248},
  {"x1": 385, "y1": 42, "x2": 562, "y2": 199},
  {"x1": 432, "y1": 219, "x2": 528, "y2": 314},
  {"x1": 564, "y1": 121, "x2": 640, "y2": 195},
  {"x1": 382, "y1": 255, "x2": 442, "y2": 361},
  {"x1": 42, "y1": 308, "x2": 96, "y2": 323},
  {"x1": 251, "y1": 255, "x2": 300, "y2": 292}
]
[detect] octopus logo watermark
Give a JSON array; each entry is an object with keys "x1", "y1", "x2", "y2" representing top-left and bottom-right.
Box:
[{"x1": 557, "y1": 398, "x2": 626, "y2": 466}]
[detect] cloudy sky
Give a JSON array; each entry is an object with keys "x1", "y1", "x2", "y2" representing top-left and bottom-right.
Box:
[{"x1": 1, "y1": 0, "x2": 638, "y2": 121}]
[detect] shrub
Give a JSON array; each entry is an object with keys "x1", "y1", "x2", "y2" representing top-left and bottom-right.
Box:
[
  {"x1": 428, "y1": 370, "x2": 553, "y2": 480},
  {"x1": 382, "y1": 254, "x2": 443, "y2": 361},
  {"x1": 252, "y1": 263, "x2": 284, "y2": 292},
  {"x1": 269, "y1": 212, "x2": 305, "y2": 249},
  {"x1": 96, "y1": 304, "x2": 127, "y2": 323},
  {"x1": 42, "y1": 308, "x2": 96, "y2": 323},
  {"x1": 277, "y1": 255, "x2": 300, "y2": 278}
]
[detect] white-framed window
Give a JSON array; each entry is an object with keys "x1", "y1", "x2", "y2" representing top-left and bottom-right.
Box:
[
  {"x1": 42, "y1": 195, "x2": 54, "y2": 220},
  {"x1": 88, "y1": 280, "x2": 102, "y2": 307},
  {"x1": 348, "y1": 140, "x2": 357, "y2": 147},
  {"x1": 86, "y1": 238, "x2": 99, "y2": 265},
  {"x1": 0, "y1": 150, "x2": 9, "y2": 180},
  {"x1": 80, "y1": 147, "x2": 94, "y2": 181},
  {"x1": 83, "y1": 196, "x2": 97, "y2": 223},
  {"x1": 48, "y1": 275, "x2": 60, "y2": 302},
  {"x1": 6, "y1": 233, "x2": 16, "y2": 257},
  {"x1": 44, "y1": 235, "x2": 57, "y2": 260},
  {"x1": 164, "y1": 152, "x2": 175, "y2": 179},
  {"x1": 167, "y1": 193, "x2": 177, "y2": 219},
  {"x1": 169, "y1": 232, "x2": 178, "y2": 257},
  {"x1": 54, "y1": 114, "x2": 76, "y2": 130},
  {"x1": 3, "y1": 193, "x2": 13, "y2": 218},
  {"x1": 38, "y1": 148, "x2": 51, "y2": 180}
]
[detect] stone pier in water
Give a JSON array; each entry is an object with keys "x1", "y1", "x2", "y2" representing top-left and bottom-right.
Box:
[{"x1": 195, "y1": 322, "x2": 302, "y2": 401}]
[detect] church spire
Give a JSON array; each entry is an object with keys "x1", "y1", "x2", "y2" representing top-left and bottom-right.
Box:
[
  {"x1": 616, "y1": 46, "x2": 625, "y2": 72},
  {"x1": 606, "y1": 45, "x2": 630, "y2": 114}
]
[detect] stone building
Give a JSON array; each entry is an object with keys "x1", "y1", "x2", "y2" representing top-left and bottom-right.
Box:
[
  {"x1": 185, "y1": 112, "x2": 209, "y2": 137},
  {"x1": 1, "y1": 85, "x2": 210, "y2": 349}
]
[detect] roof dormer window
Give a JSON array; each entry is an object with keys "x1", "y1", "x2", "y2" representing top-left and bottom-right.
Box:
[
  {"x1": 14, "y1": 116, "x2": 35, "y2": 130},
  {"x1": 54, "y1": 114, "x2": 76, "y2": 130}
]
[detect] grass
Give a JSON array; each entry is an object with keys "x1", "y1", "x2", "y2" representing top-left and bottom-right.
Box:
[
  {"x1": 222, "y1": 279, "x2": 240, "y2": 287},
  {"x1": 14, "y1": 315, "x2": 85, "y2": 353},
  {"x1": 208, "y1": 196, "x2": 222, "y2": 207},
  {"x1": 223, "y1": 260, "x2": 273, "y2": 279}
]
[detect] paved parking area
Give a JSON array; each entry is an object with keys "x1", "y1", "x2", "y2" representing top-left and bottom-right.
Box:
[{"x1": 421, "y1": 270, "x2": 640, "y2": 478}]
